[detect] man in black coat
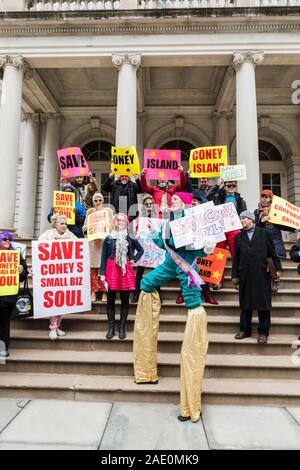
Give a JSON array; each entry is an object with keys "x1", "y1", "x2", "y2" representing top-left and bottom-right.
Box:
[
  {"x1": 232, "y1": 210, "x2": 283, "y2": 344},
  {"x1": 102, "y1": 173, "x2": 142, "y2": 219}
]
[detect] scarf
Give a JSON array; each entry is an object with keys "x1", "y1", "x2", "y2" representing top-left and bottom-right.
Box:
[{"x1": 110, "y1": 229, "x2": 128, "y2": 274}]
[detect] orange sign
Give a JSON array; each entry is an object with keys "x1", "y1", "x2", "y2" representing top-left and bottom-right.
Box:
[{"x1": 197, "y1": 248, "x2": 229, "y2": 285}]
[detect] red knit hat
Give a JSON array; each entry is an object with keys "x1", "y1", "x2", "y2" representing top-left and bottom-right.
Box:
[
  {"x1": 174, "y1": 192, "x2": 193, "y2": 205},
  {"x1": 261, "y1": 189, "x2": 273, "y2": 199}
]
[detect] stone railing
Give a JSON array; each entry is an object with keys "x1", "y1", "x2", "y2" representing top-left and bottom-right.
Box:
[{"x1": 0, "y1": 0, "x2": 299, "y2": 11}]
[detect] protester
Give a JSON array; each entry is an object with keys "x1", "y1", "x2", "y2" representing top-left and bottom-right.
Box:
[
  {"x1": 200, "y1": 178, "x2": 212, "y2": 195},
  {"x1": 207, "y1": 178, "x2": 247, "y2": 290},
  {"x1": 232, "y1": 210, "x2": 282, "y2": 344},
  {"x1": 83, "y1": 193, "x2": 112, "y2": 302},
  {"x1": 102, "y1": 174, "x2": 142, "y2": 218},
  {"x1": 100, "y1": 213, "x2": 144, "y2": 340},
  {"x1": 0, "y1": 232, "x2": 28, "y2": 357},
  {"x1": 141, "y1": 166, "x2": 187, "y2": 218},
  {"x1": 254, "y1": 189, "x2": 286, "y2": 259},
  {"x1": 84, "y1": 180, "x2": 100, "y2": 210},
  {"x1": 185, "y1": 174, "x2": 207, "y2": 204},
  {"x1": 39, "y1": 214, "x2": 77, "y2": 340},
  {"x1": 134, "y1": 192, "x2": 215, "y2": 423},
  {"x1": 176, "y1": 193, "x2": 218, "y2": 305},
  {"x1": 48, "y1": 184, "x2": 86, "y2": 238},
  {"x1": 72, "y1": 173, "x2": 99, "y2": 205}
]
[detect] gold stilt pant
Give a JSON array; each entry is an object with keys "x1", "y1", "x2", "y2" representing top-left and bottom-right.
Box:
[
  {"x1": 133, "y1": 290, "x2": 161, "y2": 383},
  {"x1": 180, "y1": 305, "x2": 208, "y2": 422}
]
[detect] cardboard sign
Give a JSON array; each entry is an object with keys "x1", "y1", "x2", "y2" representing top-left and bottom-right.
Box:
[
  {"x1": 197, "y1": 248, "x2": 229, "y2": 285},
  {"x1": 53, "y1": 191, "x2": 75, "y2": 225},
  {"x1": 0, "y1": 250, "x2": 20, "y2": 296},
  {"x1": 87, "y1": 210, "x2": 110, "y2": 241},
  {"x1": 269, "y1": 195, "x2": 300, "y2": 230},
  {"x1": 12, "y1": 242, "x2": 27, "y2": 260},
  {"x1": 220, "y1": 164, "x2": 247, "y2": 182},
  {"x1": 171, "y1": 201, "x2": 241, "y2": 249},
  {"x1": 189, "y1": 146, "x2": 228, "y2": 177},
  {"x1": 135, "y1": 217, "x2": 165, "y2": 268},
  {"x1": 111, "y1": 146, "x2": 140, "y2": 176},
  {"x1": 57, "y1": 147, "x2": 90, "y2": 178},
  {"x1": 144, "y1": 149, "x2": 181, "y2": 180},
  {"x1": 32, "y1": 240, "x2": 91, "y2": 319}
]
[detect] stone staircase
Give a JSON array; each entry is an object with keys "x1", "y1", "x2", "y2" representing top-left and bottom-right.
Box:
[{"x1": 0, "y1": 239, "x2": 300, "y2": 405}]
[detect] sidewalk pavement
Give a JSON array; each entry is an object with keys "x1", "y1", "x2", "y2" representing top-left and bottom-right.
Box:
[{"x1": 0, "y1": 398, "x2": 300, "y2": 450}]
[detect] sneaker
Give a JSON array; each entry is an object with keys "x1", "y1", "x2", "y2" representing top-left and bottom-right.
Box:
[
  {"x1": 176, "y1": 295, "x2": 184, "y2": 304},
  {"x1": 91, "y1": 291, "x2": 96, "y2": 302},
  {"x1": 257, "y1": 334, "x2": 268, "y2": 344},
  {"x1": 212, "y1": 283, "x2": 223, "y2": 291},
  {"x1": 56, "y1": 329, "x2": 66, "y2": 337},
  {"x1": 49, "y1": 330, "x2": 58, "y2": 341},
  {"x1": 0, "y1": 350, "x2": 9, "y2": 358},
  {"x1": 101, "y1": 293, "x2": 107, "y2": 303}
]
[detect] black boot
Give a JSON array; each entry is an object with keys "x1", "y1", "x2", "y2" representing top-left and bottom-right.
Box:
[
  {"x1": 119, "y1": 293, "x2": 129, "y2": 340},
  {"x1": 106, "y1": 293, "x2": 115, "y2": 340},
  {"x1": 131, "y1": 290, "x2": 140, "y2": 303}
]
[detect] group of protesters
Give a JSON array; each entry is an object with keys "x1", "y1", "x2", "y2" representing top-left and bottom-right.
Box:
[{"x1": 0, "y1": 163, "x2": 298, "y2": 423}]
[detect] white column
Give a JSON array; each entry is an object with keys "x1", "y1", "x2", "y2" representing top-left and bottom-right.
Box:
[
  {"x1": 18, "y1": 113, "x2": 40, "y2": 238},
  {"x1": 233, "y1": 51, "x2": 264, "y2": 212},
  {"x1": 112, "y1": 53, "x2": 141, "y2": 148},
  {"x1": 0, "y1": 55, "x2": 28, "y2": 231},
  {"x1": 39, "y1": 114, "x2": 61, "y2": 234},
  {"x1": 213, "y1": 111, "x2": 232, "y2": 155}
]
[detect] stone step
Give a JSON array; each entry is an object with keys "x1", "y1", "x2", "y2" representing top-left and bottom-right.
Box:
[
  {"x1": 0, "y1": 372, "x2": 299, "y2": 406},
  {"x1": 12, "y1": 314, "x2": 300, "y2": 337},
  {"x1": 11, "y1": 314, "x2": 300, "y2": 335},
  {"x1": 9, "y1": 330, "x2": 298, "y2": 356},
  {"x1": 224, "y1": 266, "x2": 298, "y2": 278},
  {"x1": 2, "y1": 350, "x2": 299, "y2": 380},
  {"x1": 222, "y1": 277, "x2": 300, "y2": 289}
]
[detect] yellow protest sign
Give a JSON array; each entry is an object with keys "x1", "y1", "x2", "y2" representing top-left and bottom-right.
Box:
[
  {"x1": 87, "y1": 210, "x2": 110, "y2": 241},
  {"x1": 189, "y1": 145, "x2": 228, "y2": 178},
  {"x1": 0, "y1": 250, "x2": 20, "y2": 296},
  {"x1": 269, "y1": 195, "x2": 300, "y2": 230},
  {"x1": 53, "y1": 191, "x2": 75, "y2": 225},
  {"x1": 111, "y1": 146, "x2": 140, "y2": 176}
]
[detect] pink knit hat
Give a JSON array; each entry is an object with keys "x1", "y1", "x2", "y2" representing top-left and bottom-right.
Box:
[{"x1": 174, "y1": 192, "x2": 193, "y2": 205}]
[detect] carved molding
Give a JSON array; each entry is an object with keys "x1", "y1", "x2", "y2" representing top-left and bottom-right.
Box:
[
  {"x1": 213, "y1": 111, "x2": 233, "y2": 122},
  {"x1": 232, "y1": 51, "x2": 264, "y2": 70},
  {"x1": 112, "y1": 53, "x2": 142, "y2": 70},
  {"x1": 0, "y1": 55, "x2": 32, "y2": 78},
  {"x1": 40, "y1": 112, "x2": 61, "y2": 123},
  {"x1": 22, "y1": 112, "x2": 40, "y2": 123}
]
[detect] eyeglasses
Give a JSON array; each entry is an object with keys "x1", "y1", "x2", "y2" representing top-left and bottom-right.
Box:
[
  {"x1": 145, "y1": 202, "x2": 152, "y2": 206},
  {"x1": 226, "y1": 184, "x2": 236, "y2": 189},
  {"x1": 94, "y1": 199, "x2": 103, "y2": 203}
]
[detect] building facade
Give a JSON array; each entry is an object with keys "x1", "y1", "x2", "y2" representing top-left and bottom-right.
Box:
[{"x1": 1, "y1": 0, "x2": 300, "y2": 237}]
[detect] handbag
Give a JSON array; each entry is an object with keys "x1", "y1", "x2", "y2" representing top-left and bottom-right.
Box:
[{"x1": 10, "y1": 278, "x2": 33, "y2": 320}]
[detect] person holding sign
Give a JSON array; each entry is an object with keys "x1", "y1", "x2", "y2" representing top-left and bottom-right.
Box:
[
  {"x1": 100, "y1": 213, "x2": 144, "y2": 340},
  {"x1": 102, "y1": 174, "x2": 142, "y2": 219},
  {"x1": 0, "y1": 232, "x2": 28, "y2": 357},
  {"x1": 134, "y1": 193, "x2": 215, "y2": 423},
  {"x1": 141, "y1": 166, "x2": 186, "y2": 219},
  {"x1": 83, "y1": 193, "x2": 112, "y2": 302},
  {"x1": 207, "y1": 178, "x2": 247, "y2": 289},
  {"x1": 232, "y1": 211, "x2": 282, "y2": 344},
  {"x1": 39, "y1": 214, "x2": 77, "y2": 341},
  {"x1": 48, "y1": 185, "x2": 86, "y2": 238}
]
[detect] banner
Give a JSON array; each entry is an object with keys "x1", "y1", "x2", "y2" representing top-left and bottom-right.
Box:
[
  {"x1": 220, "y1": 164, "x2": 247, "y2": 182},
  {"x1": 87, "y1": 210, "x2": 110, "y2": 241},
  {"x1": 0, "y1": 250, "x2": 20, "y2": 296},
  {"x1": 197, "y1": 248, "x2": 229, "y2": 285},
  {"x1": 171, "y1": 201, "x2": 241, "y2": 249},
  {"x1": 57, "y1": 147, "x2": 90, "y2": 178},
  {"x1": 269, "y1": 195, "x2": 300, "y2": 230},
  {"x1": 144, "y1": 149, "x2": 181, "y2": 180},
  {"x1": 189, "y1": 145, "x2": 227, "y2": 178},
  {"x1": 32, "y1": 239, "x2": 91, "y2": 319},
  {"x1": 111, "y1": 146, "x2": 140, "y2": 176},
  {"x1": 135, "y1": 217, "x2": 165, "y2": 268},
  {"x1": 53, "y1": 191, "x2": 75, "y2": 225}
]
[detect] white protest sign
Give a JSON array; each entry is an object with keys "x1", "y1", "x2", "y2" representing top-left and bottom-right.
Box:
[
  {"x1": 136, "y1": 217, "x2": 165, "y2": 268},
  {"x1": 12, "y1": 242, "x2": 27, "y2": 260},
  {"x1": 32, "y1": 239, "x2": 91, "y2": 319},
  {"x1": 220, "y1": 165, "x2": 247, "y2": 182},
  {"x1": 170, "y1": 202, "x2": 241, "y2": 249}
]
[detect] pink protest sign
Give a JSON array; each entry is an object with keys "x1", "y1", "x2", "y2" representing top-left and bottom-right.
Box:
[
  {"x1": 144, "y1": 149, "x2": 181, "y2": 180},
  {"x1": 57, "y1": 147, "x2": 90, "y2": 178}
]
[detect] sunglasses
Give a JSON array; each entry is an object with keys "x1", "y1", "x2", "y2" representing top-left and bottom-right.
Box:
[
  {"x1": 145, "y1": 202, "x2": 152, "y2": 206},
  {"x1": 226, "y1": 184, "x2": 236, "y2": 188},
  {"x1": 1, "y1": 238, "x2": 9, "y2": 242},
  {"x1": 94, "y1": 199, "x2": 103, "y2": 202}
]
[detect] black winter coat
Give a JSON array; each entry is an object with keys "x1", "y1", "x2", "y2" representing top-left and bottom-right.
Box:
[
  {"x1": 232, "y1": 227, "x2": 282, "y2": 310},
  {"x1": 102, "y1": 177, "x2": 142, "y2": 215},
  {"x1": 100, "y1": 235, "x2": 144, "y2": 275},
  {"x1": 206, "y1": 185, "x2": 247, "y2": 215}
]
